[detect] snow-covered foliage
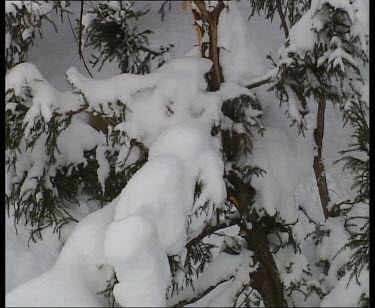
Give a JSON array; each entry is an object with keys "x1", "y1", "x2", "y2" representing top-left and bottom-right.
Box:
[
  {"x1": 218, "y1": 1, "x2": 265, "y2": 84},
  {"x1": 80, "y1": 0, "x2": 173, "y2": 74},
  {"x1": 5, "y1": 1, "x2": 71, "y2": 71},
  {"x1": 6, "y1": 53, "x2": 231, "y2": 306},
  {"x1": 270, "y1": 0, "x2": 369, "y2": 128},
  {"x1": 6, "y1": 1, "x2": 369, "y2": 307}
]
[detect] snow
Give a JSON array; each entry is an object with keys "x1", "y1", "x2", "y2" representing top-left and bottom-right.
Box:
[
  {"x1": 57, "y1": 120, "x2": 106, "y2": 165},
  {"x1": 285, "y1": 85, "x2": 303, "y2": 125},
  {"x1": 280, "y1": 9, "x2": 317, "y2": 58},
  {"x1": 105, "y1": 215, "x2": 170, "y2": 307},
  {"x1": 6, "y1": 201, "x2": 117, "y2": 307},
  {"x1": 321, "y1": 0, "x2": 354, "y2": 21},
  {"x1": 321, "y1": 270, "x2": 369, "y2": 307},
  {"x1": 5, "y1": 214, "x2": 62, "y2": 293},
  {"x1": 96, "y1": 145, "x2": 110, "y2": 193},
  {"x1": 6, "y1": 0, "x2": 369, "y2": 306},
  {"x1": 66, "y1": 56, "x2": 216, "y2": 146},
  {"x1": 105, "y1": 122, "x2": 226, "y2": 306},
  {"x1": 7, "y1": 43, "x2": 227, "y2": 306},
  {"x1": 6, "y1": 62, "x2": 82, "y2": 122},
  {"x1": 351, "y1": 0, "x2": 369, "y2": 56},
  {"x1": 168, "y1": 251, "x2": 250, "y2": 306},
  {"x1": 250, "y1": 125, "x2": 313, "y2": 222},
  {"x1": 113, "y1": 155, "x2": 188, "y2": 255},
  {"x1": 206, "y1": 250, "x2": 256, "y2": 307},
  {"x1": 218, "y1": 1, "x2": 265, "y2": 84}
]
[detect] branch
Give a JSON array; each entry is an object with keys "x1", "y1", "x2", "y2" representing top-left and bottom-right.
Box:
[
  {"x1": 193, "y1": 0, "x2": 210, "y2": 21},
  {"x1": 168, "y1": 251, "x2": 244, "y2": 306},
  {"x1": 243, "y1": 68, "x2": 277, "y2": 90},
  {"x1": 139, "y1": 45, "x2": 166, "y2": 57},
  {"x1": 245, "y1": 76, "x2": 272, "y2": 90},
  {"x1": 66, "y1": 9, "x2": 93, "y2": 78},
  {"x1": 173, "y1": 277, "x2": 234, "y2": 307},
  {"x1": 158, "y1": 0, "x2": 172, "y2": 21},
  {"x1": 55, "y1": 106, "x2": 116, "y2": 127},
  {"x1": 186, "y1": 216, "x2": 241, "y2": 247},
  {"x1": 276, "y1": 0, "x2": 289, "y2": 38},
  {"x1": 78, "y1": 0, "x2": 84, "y2": 59}
]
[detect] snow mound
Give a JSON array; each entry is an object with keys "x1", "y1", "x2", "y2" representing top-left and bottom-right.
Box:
[
  {"x1": 6, "y1": 202, "x2": 117, "y2": 307},
  {"x1": 105, "y1": 123, "x2": 226, "y2": 306},
  {"x1": 218, "y1": 1, "x2": 265, "y2": 84}
]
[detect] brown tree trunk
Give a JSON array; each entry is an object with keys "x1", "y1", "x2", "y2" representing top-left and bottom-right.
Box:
[
  {"x1": 193, "y1": 1, "x2": 225, "y2": 91},
  {"x1": 313, "y1": 98, "x2": 330, "y2": 220},
  {"x1": 226, "y1": 171, "x2": 286, "y2": 308},
  {"x1": 192, "y1": 1, "x2": 286, "y2": 306}
]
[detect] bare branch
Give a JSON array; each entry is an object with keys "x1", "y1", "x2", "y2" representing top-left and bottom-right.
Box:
[
  {"x1": 172, "y1": 277, "x2": 234, "y2": 307},
  {"x1": 55, "y1": 106, "x2": 116, "y2": 128},
  {"x1": 193, "y1": 1, "x2": 210, "y2": 21},
  {"x1": 245, "y1": 76, "x2": 272, "y2": 90},
  {"x1": 186, "y1": 216, "x2": 241, "y2": 247},
  {"x1": 276, "y1": 0, "x2": 289, "y2": 38},
  {"x1": 78, "y1": 0, "x2": 84, "y2": 59}
]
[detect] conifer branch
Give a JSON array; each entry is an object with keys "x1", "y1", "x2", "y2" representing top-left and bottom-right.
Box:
[{"x1": 172, "y1": 277, "x2": 234, "y2": 307}]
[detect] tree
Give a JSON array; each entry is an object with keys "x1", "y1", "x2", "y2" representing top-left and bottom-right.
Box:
[
  {"x1": 5, "y1": 1, "x2": 71, "y2": 71},
  {"x1": 5, "y1": 0, "x2": 369, "y2": 307},
  {"x1": 79, "y1": 0, "x2": 173, "y2": 74}
]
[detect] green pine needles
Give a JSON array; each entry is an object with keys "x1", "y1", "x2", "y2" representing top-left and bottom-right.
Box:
[
  {"x1": 5, "y1": 1, "x2": 71, "y2": 71},
  {"x1": 80, "y1": 1, "x2": 173, "y2": 74}
]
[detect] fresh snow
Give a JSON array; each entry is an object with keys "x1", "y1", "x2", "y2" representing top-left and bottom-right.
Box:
[{"x1": 5, "y1": 0, "x2": 368, "y2": 307}]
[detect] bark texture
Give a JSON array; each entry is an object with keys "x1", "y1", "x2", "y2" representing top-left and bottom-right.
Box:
[
  {"x1": 226, "y1": 171, "x2": 286, "y2": 308},
  {"x1": 192, "y1": 1, "x2": 286, "y2": 306},
  {"x1": 193, "y1": 1, "x2": 225, "y2": 91},
  {"x1": 313, "y1": 98, "x2": 331, "y2": 220}
]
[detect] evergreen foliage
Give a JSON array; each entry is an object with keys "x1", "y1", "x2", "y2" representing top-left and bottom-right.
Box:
[
  {"x1": 5, "y1": 65, "x2": 148, "y2": 241},
  {"x1": 80, "y1": 1, "x2": 173, "y2": 74},
  {"x1": 269, "y1": 0, "x2": 368, "y2": 131},
  {"x1": 5, "y1": 1, "x2": 369, "y2": 307},
  {"x1": 247, "y1": 0, "x2": 311, "y2": 27},
  {"x1": 5, "y1": 1, "x2": 71, "y2": 71}
]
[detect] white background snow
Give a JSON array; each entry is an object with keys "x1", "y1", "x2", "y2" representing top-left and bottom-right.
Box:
[{"x1": 5, "y1": 1, "x2": 364, "y2": 306}]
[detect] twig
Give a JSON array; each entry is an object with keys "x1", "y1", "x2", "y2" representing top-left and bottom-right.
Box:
[
  {"x1": 55, "y1": 106, "x2": 116, "y2": 127},
  {"x1": 245, "y1": 77, "x2": 272, "y2": 90},
  {"x1": 276, "y1": 0, "x2": 289, "y2": 38},
  {"x1": 66, "y1": 10, "x2": 93, "y2": 78},
  {"x1": 78, "y1": 0, "x2": 84, "y2": 59},
  {"x1": 172, "y1": 277, "x2": 234, "y2": 307},
  {"x1": 186, "y1": 217, "x2": 241, "y2": 247}
]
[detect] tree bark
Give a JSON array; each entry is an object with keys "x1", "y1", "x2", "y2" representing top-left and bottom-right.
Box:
[
  {"x1": 226, "y1": 171, "x2": 286, "y2": 308},
  {"x1": 192, "y1": 2, "x2": 286, "y2": 306},
  {"x1": 193, "y1": 1, "x2": 225, "y2": 91},
  {"x1": 313, "y1": 98, "x2": 330, "y2": 220}
]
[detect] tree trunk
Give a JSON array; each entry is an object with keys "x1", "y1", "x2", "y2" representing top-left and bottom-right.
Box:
[
  {"x1": 192, "y1": 2, "x2": 286, "y2": 306},
  {"x1": 313, "y1": 98, "x2": 330, "y2": 220},
  {"x1": 193, "y1": 1, "x2": 225, "y2": 91},
  {"x1": 226, "y1": 171, "x2": 286, "y2": 308}
]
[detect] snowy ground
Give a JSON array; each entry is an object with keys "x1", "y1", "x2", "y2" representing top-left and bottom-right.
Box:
[{"x1": 6, "y1": 0, "x2": 358, "y2": 304}]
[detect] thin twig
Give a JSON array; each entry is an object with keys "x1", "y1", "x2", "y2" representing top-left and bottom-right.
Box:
[
  {"x1": 78, "y1": 0, "x2": 84, "y2": 59},
  {"x1": 245, "y1": 77, "x2": 272, "y2": 90},
  {"x1": 66, "y1": 11, "x2": 93, "y2": 78},
  {"x1": 276, "y1": 0, "x2": 289, "y2": 38},
  {"x1": 172, "y1": 277, "x2": 234, "y2": 307}
]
